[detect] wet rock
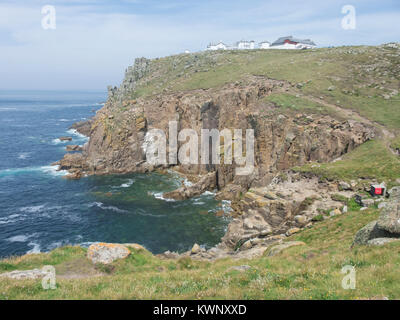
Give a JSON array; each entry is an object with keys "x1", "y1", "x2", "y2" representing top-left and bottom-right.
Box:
[
  {"x1": 59, "y1": 136, "x2": 72, "y2": 141},
  {"x1": 66, "y1": 145, "x2": 83, "y2": 152},
  {"x1": 87, "y1": 243, "x2": 130, "y2": 264},
  {"x1": 164, "y1": 172, "x2": 216, "y2": 201}
]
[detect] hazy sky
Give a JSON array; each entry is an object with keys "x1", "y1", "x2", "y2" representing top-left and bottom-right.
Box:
[{"x1": 0, "y1": 0, "x2": 399, "y2": 90}]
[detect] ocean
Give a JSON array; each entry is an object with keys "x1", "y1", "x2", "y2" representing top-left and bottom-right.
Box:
[{"x1": 0, "y1": 90, "x2": 229, "y2": 258}]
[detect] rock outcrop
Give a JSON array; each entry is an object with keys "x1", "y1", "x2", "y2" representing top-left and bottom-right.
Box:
[
  {"x1": 163, "y1": 172, "x2": 216, "y2": 200},
  {"x1": 353, "y1": 187, "x2": 400, "y2": 246},
  {"x1": 87, "y1": 243, "x2": 131, "y2": 264}
]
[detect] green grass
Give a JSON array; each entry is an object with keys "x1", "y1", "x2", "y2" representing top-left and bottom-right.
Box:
[
  {"x1": 293, "y1": 140, "x2": 400, "y2": 186},
  {"x1": 128, "y1": 45, "x2": 400, "y2": 129},
  {"x1": 1, "y1": 208, "x2": 399, "y2": 300},
  {"x1": 264, "y1": 93, "x2": 343, "y2": 118}
]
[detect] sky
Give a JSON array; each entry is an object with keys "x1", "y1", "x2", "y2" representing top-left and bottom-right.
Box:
[{"x1": 0, "y1": 0, "x2": 399, "y2": 91}]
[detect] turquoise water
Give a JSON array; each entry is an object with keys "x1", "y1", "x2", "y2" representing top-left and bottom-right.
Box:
[{"x1": 0, "y1": 91, "x2": 229, "y2": 258}]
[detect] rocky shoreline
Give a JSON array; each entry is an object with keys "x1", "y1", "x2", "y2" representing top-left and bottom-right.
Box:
[{"x1": 49, "y1": 57, "x2": 390, "y2": 261}]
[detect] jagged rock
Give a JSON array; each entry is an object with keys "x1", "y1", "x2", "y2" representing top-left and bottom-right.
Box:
[
  {"x1": 267, "y1": 241, "x2": 306, "y2": 256},
  {"x1": 0, "y1": 268, "x2": 47, "y2": 280},
  {"x1": 66, "y1": 145, "x2": 83, "y2": 152},
  {"x1": 87, "y1": 243, "x2": 130, "y2": 264},
  {"x1": 163, "y1": 172, "x2": 216, "y2": 201},
  {"x1": 157, "y1": 250, "x2": 180, "y2": 259},
  {"x1": 339, "y1": 181, "x2": 352, "y2": 190},
  {"x1": 241, "y1": 240, "x2": 253, "y2": 250},
  {"x1": 70, "y1": 120, "x2": 92, "y2": 136},
  {"x1": 59, "y1": 136, "x2": 72, "y2": 141},
  {"x1": 191, "y1": 243, "x2": 201, "y2": 255}
]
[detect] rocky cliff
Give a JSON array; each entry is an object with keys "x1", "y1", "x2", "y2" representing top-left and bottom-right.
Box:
[{"x1": 56, "y1": 52, "x2": 378, "y2": 256}]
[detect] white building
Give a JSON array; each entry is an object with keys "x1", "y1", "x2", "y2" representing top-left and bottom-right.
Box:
[
  {"x1": 206, "y1": 41, "x2": 228, "y2": 51},
  {"x1": 205, "y1": 36, "x2": 316, "y2": 51},
  {"x1": 259, "y1": 41, "x2": 271, "y2": 49},
  {"x1": 236, "y1": 40, "x2": 255, "y2": 50},
  {"x1": 270, "y1": 36, "x2": 316, "y2": 50}
]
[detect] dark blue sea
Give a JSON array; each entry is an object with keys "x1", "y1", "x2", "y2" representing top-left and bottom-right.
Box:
[{"x1": 0, "y1": 91, "x2": 229, "y2": 258}]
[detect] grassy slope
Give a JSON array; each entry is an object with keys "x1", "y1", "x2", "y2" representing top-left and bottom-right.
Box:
[
  {"x1": 130, "y1": 45, "x2": 400, "y2": 184},
  {"x1": 1, "y1": 208, "x2": 399, "y2": 300},
  {"x1": 135, "y1": 46, "x2": 400, "y2": 129}
]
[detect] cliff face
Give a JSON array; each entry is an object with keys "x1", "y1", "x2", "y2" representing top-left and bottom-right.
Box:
[
  {"x1": 60, "y1": 62, "x2": 374, "y2": 192},
  {"x1": 56, "y1": 55, "x2": 377, "y2": 254}
]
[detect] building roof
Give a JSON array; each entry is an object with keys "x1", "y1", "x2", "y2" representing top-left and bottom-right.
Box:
[
  {"x1": 207, "y1": 41, "x2": 227, "y2": 47},
  {"x1": 271, "y1": 36, "x2": 316, "y2": 46},
  {"x1": 259, "y1": 41, "x2": 270, "y2": 44}
]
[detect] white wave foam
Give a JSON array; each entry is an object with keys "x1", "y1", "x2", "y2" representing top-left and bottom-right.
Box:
[
  {"x1": 40, "y1": 165, "x2": 68, "y2": 176},
  {"x1": 183, "y1": 178, "x2": 193, "y2": 187},
  {"x1": 88, "y1": 202, "x2": 128, "y2": 213},
  {"x1": 7, "y1": 235, "x2": 29, "y2": 242},
  {"x1": 202, "y1": 190, "x2": 216, "y2": 196},
  {"x1": 0, "y1": 214, "x2": 23, "y2": 225},
  {"x1": 7, "y1": 233, "x2": 40, "y2": 243},
  {"x1": 51, "y1": 138, "x2": 67, "y2": 145},
  {"x1": 18, "y1": 152, "x2": 30, "y2": 160},
  {"x1": 20, "y1": 204, "x2": 46, "y2": 213},
  {"x1": 0, "y1": 165, "x2": 68, "y2": 177},
  {"x1": 152, "y1": 192, "x2": 176, "y2": 202},
  {"x1": 120, "y1": 179, "x2": 134, "y2": 188},
  {"x1": 27, "y1": 242, "x2": 41, "y2": 254},
  {"x1": 67, "y1": 128, "x2": 88, "y2": 139}
]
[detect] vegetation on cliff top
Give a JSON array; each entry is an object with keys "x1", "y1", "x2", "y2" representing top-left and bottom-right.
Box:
[
  {"x1": 131, "y1": 45, "x2": 399, "y2": 129},
  {"x1": 1, "y1": 208, "x2": 399, "y2": 299}
]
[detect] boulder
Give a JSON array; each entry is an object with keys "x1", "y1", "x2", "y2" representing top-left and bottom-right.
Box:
[
  {"x1": 294, "y1": 215, "x2": 307, "y2": 225},
  {"x1": 339, "y1": 181, "x2": 351, "y2": 190},
  {"x1": 361, "y1": 199, "x2": 375, "y2": 207},
  {"x1": 376, "y1": 199, "x2": 400, "y2": 234},
  {"x1": 0, "y1": 268, "x2": 47, "y2": 280},
  {"x1": 191, "y1": 243, "x2": 201, "y2": 255},
  {"x1": 352, "y1": 221, "x2": 395, "y2": 246},
  {"x1": 87, "y1": 243, "x2": 130, "y2": 264}
]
